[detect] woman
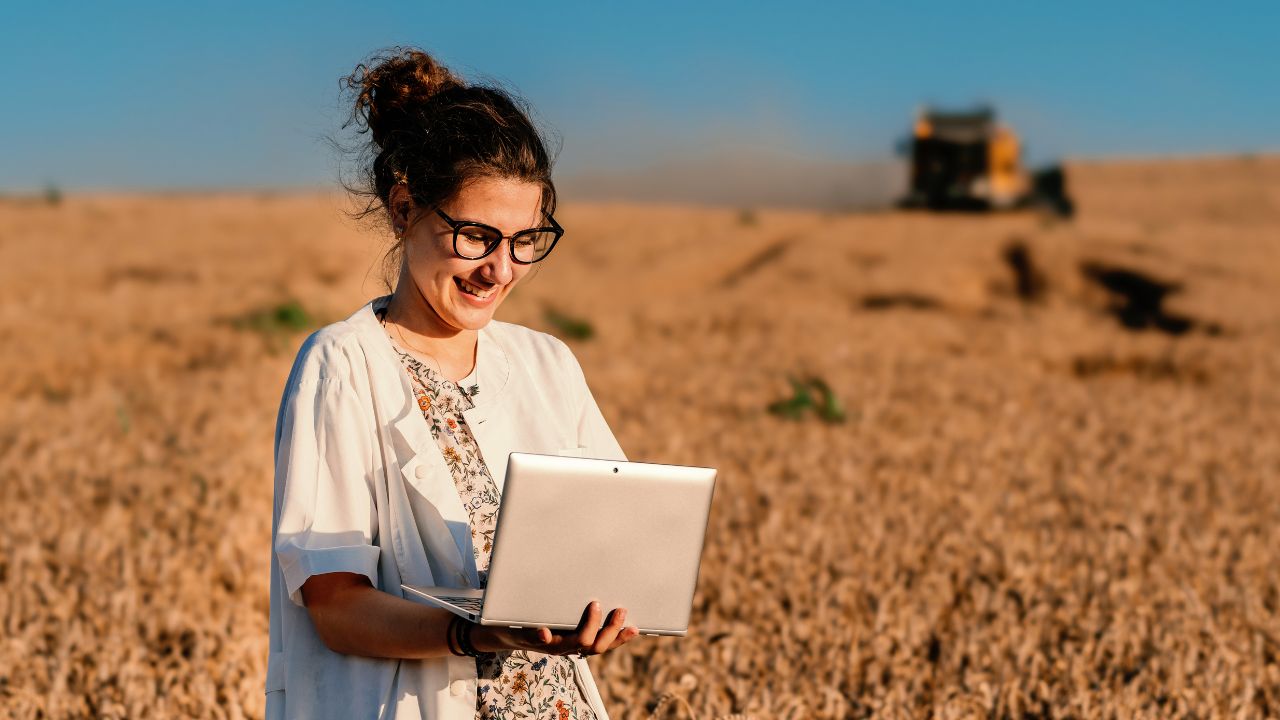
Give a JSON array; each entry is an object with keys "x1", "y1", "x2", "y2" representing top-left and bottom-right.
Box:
[{"x1": 266, "y1": 48, "x2": 638, "y2": 720}]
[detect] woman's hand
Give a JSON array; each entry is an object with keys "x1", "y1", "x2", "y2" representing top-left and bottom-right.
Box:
[{"x1": 472, "y1": 601, "x2": 640, "y2": 656}]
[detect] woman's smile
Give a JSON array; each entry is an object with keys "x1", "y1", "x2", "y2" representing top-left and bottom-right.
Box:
[{"x1": 455, "y1": 276, "x2": 498, "y2": 302}]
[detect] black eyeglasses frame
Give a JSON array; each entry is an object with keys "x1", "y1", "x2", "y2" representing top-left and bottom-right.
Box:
[{"x1": 434, "y1": 208, "x2": 564, "y2": 264}]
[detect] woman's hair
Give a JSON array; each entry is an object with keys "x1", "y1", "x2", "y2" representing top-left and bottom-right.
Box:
[{"x1": 340, "y1": 47, "x2": 557, "y2": 283}]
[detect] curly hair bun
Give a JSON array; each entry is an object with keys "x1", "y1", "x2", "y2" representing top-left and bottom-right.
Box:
[{"x1": 344, "y1": 47, "x2": 462, "y2": 148}]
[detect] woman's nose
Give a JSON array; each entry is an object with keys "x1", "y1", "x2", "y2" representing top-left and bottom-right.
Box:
[{"x1": 479, "y1": 240, "x2": 515, "y2": 284}]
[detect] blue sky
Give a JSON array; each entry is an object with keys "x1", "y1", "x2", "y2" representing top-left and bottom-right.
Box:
[{"x1": 2, "y1": 2, "x2": 1276, "y2": 191}]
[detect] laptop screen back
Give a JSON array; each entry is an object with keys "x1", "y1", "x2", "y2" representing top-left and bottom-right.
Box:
[{"x1": 481, "y1": 453, "x2": 717, "y2": 636}]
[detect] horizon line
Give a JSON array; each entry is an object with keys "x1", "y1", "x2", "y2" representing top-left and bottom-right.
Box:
[{"x1": 3, "y1": 148, "x2": 1275, "y2": 197}]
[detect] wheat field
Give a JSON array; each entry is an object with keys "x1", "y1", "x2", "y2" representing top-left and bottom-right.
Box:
[{"x1": 2, "y1": 156, "x2": 1279, "y2": 718}]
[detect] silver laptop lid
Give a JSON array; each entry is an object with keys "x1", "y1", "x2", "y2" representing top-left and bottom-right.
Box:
[{"x1": 481, "y1": 453, "x2": 717, "y2": 636}]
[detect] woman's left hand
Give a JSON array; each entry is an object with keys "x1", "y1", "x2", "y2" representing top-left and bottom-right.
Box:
[{"x1": 472, "y1": 601, "x2": 640, "y2": 656}]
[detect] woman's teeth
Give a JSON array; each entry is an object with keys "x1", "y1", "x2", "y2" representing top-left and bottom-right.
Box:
[{"x1": 457, "y1": 278, "x2": 495, "y2": 298}]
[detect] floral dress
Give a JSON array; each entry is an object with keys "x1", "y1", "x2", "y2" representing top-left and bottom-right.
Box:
[{"x1": 382, "y1": 321, "x2": 596, "y2": 720}]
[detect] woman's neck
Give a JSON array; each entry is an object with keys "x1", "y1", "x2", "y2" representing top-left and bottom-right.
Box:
[{"x1": 384, "y1": 287, "x2": 478, "y2": 381}]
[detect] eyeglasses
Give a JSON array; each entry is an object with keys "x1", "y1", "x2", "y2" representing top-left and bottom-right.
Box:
[{"x1": 435, "y1": 208, "x2": 563, "y2": 264}]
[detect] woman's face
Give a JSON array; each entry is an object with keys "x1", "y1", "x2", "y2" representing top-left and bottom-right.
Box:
[{"x1": 396, "y1": 177, "x2": 542, "y2": 333}]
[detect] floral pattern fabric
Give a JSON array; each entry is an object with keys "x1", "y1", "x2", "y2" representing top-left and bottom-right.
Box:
[{"x1": 383, "y1": 321, "x2": 595, "y2": 720}]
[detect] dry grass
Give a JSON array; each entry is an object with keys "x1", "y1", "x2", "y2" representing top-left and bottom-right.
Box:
[{"x1": 2, "y1": 156, "x2": 1279, "y2": 718}]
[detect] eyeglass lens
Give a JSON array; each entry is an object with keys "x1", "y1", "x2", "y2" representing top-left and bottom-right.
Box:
[{"x1": 455, "y1": 225, "x2": 557, "y2": 263}]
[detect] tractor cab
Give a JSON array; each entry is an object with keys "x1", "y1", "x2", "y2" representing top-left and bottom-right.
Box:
[{"x1": 902, "y1": 106, "x2": 1028, "y2": 210}]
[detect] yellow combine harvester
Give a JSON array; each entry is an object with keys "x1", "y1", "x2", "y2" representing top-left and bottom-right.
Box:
[{"x1": 901, "y1": 106, "x2": 1072, "y2": 215}]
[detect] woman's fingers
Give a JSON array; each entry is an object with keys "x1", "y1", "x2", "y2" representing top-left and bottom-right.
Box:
[
  {"x1": 573, "y1": 601, "x2": 603, "y2": 648},
  {"x1": 590, "y1": 608, "x2": 627, "y2": 654},
  {"x1": 610, "y1": 626, "x2": 640, "y2": 650},
  {"x1": 508, "y1": 603, "x2": 642, "y2": 656}
]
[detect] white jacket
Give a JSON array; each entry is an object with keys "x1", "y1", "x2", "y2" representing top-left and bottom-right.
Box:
[{"x1": 266, "y1": 295, "x2": 625, "y2": 720}]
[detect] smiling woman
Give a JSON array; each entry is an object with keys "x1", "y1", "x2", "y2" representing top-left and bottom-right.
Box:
[
  {"x1": 385, "y1": 177, "x2": 546, "y2": 378},
  {"x1": 265, "y1": 47, "x2": 636, "y2": 720}
]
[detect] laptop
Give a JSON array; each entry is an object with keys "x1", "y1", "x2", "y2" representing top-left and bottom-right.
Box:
[{"x1": 402, "y1": 452, "x2": 717, "y2": 637}]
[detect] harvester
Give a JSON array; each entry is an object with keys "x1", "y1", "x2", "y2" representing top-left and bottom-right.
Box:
[{"x1": 900, "y1": 106, "x2": 1072, "y2": 215}]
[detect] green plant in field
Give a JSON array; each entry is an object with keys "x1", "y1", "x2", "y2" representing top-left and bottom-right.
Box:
[
  {"x1": 767, "y1": 375, "x2": 846, "y2": 423},
  {"x1": 767, "y1": 377, "x2": 814, "y2": 420},
  {"x1": 44, "y1": 183, "x2": 62, "y2": 206},
  {"x1": 231, "y1": 299, "x2": 316, "y2": 351},
  {"x1": 543, "y1": 306, "x2": 595, "y2": 341},
  {"x1": 737, "y1": 208, "x2": 758, "y2": 226},
  {"x1": 115, "y1": 404, "x2": 132, "y2": 434},
  {"x1": 808, "y1": 377, "x2": 846, "y2": 423},
  {"x1": 234, "y1": 299, "x2": 313, "y2": 333},
  {"x1": 192, "y1": 473, "x2": 209, "y2": 503}
]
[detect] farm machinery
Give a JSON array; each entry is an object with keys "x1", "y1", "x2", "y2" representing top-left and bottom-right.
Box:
[{"x1": 900, "y1": 106, "x2": 1073, "y2": 216}]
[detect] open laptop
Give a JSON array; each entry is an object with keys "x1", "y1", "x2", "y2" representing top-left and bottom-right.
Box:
[{"x1": 402, "y1": 452, "x2": 717, "y2": 637}]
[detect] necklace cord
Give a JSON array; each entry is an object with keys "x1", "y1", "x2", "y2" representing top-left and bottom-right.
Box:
[
  {"x1": 380, "y1": 305, "x2": 477, "y2": 392},
  {"x1": 382, "y1": 310, "x2": 446, "y2": 377}
]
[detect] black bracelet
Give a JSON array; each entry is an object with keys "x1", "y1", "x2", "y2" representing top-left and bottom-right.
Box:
[
  {"x1": 446, "y1": 616, "x2": 466, "y2": 657},
  {"x1": 458, "y1": 619, "x2": 495, "y2": 659}
]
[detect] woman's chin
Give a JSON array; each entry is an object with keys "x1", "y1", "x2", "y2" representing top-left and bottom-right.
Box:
[
  {"x1": 444, "y1": 304, "x2": 499, "y2": 331},
  {"x1": 448, "y1": 286, "x2": 504, "y2": 328}
]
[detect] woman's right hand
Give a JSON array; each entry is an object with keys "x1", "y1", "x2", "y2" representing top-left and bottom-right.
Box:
[{"x1": 472, "y1": 601, "x2": 640, "y2": 656}]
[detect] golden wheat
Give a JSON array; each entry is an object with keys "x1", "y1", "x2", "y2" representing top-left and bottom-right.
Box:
[{"x1": 2, "y1": 157, "x2": 1278, "y2": 718}]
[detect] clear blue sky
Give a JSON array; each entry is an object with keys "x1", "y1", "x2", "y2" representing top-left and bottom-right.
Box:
[{"x1": 2, "y1": 2, "x2": 1276, "y2": 191}]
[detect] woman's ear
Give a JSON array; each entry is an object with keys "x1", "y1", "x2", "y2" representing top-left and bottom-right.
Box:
[{"x1": 388, "y1": 183, "x2": 415, "y2": 232}]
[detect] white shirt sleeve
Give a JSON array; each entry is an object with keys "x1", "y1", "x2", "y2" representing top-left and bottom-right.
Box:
[
  {"x1": 273, "y1": 375, "x2": 381, "y2": 606},
  {"x1": 577, "y1": 381, "x2": 626, "y2": 462},
  {"x1": 554, "y1": 341, "x2": 627, "y2": 463}
]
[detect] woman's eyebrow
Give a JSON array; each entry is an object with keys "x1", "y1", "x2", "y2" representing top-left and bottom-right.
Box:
[{"x1": 456, "y1": 216, "x2": 548, "y2": 231}]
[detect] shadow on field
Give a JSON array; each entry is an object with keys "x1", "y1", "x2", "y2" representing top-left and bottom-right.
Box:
[
  {"x1": 1070, "y1": 353, "x2": 1212, "y2": 385},
  {"x1": 719, "y1": 238, "x2": 792, "y2": 289},
  {"x1": 1079, "y1": 261, "x2": 1221, "y2": 336},
  {"x1": 105, "y1": 265, "x2": 198, "y2": 288},
  {"x1": 1002, "y1": 240, "x2": 1047, "y2": 303},
  {"x1": 859, "y1": 293, "x2": 942, "y2": 311}
]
